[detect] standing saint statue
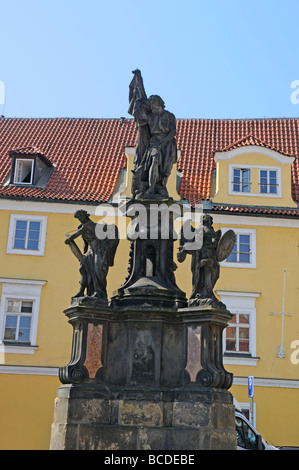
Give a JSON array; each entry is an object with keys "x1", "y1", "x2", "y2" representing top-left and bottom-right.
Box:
[
  {"x1": 128, "y1": 69, "x2": 177, "y2": 198},
  {"x1": 65, "y1": 210, "x2": 119, "y2": 305},
  {"x1": 177, "y1": 214, "x2": 235, "y2": 309}
]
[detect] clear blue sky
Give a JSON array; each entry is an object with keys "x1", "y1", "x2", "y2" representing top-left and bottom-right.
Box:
[{"x1": 1, "y1": 0, "x2": 299, "y2": 120}]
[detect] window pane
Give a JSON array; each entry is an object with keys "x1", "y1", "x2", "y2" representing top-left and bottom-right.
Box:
[
  {"x1": 227, "y1": 251, "x2": 237, "y2": 262},
  {"x1": 227, "y1": 241, "x2": 237, "y2": 262},
  {"x1": 260, "y1": 170, "x2": 268, "y2": 193},
  {"x1": 233, "y1": 169, "x2": 241, "y2": 192},
  {"x1": 239, "y1": 328, "x2": 249, "y2": 340},
  {"x1": 28, "y1": 230, "x2": 40, "y2": 240},
  {"x1": 270, "y1": 187, "x2": 277, "y2": 194},
  {"x1": 226, "y1": 327, "x2": 236, "y2": 338},
  {"x1": 21, "y1": 301, "x2": 33, "y2": 313},
  {"x1": 15, "y1": 159, "x2": 33, "y2": 183},
  {"x1": 239, "y1": 252, "x2": 250, "y2": 263},
  {"x1": 14, "y1": 220, "x2": 27, "y2": 249},
  {"x1": 14, "y1": 239, "x2": 26, "y2": 249},
  {"x1": 239, "y1": 234, "x2": 250, "y2": 245},
  {"x1": 7, "y1": 300, "x2": 20, "y2": 312},
  {"x1": 233, "y1": 169, "x2": 240, "y2": 181},
  {"x1": 16, "y1": 220, "x2": 27, "y2": 230},
  {"x1": 5, "y1": 315, "x2": 18, "y2": 328},
  {"x1": 4, "y1": 315, "x2": 17, "y2": 340},
  {"x1": 239, "y1": 340, "x2": 250, "y2": 352},
  {"x1": 226, "y1": 339, "x2": 236, "y2": 351},
  {"x1": 269, "y1": 170, "x2": 277, "y2": 179},
  {"x1": 242, "y1": 169, "x2": 250, "y2": 192},
  {"x1": 28, "y1": 230, "x2": 40, "y2": 241},
  {"x1": 29, "y1": 221, "x2": 40, "y2": 231},
  {"x1": 239, "y1": 314, "x2": 249, "y2": 324},
  {"x1": 226, "y1": 325, "x2": 236, "y2": 351},
  {"x1": 27, "y1": 240, "x2": 39, "y2": 250},
  {"x1": 270, "y1": 171, "x2": 277, "y2": 193},
  {"x1": 15, "y1": 229, "x2": 27, "y2": 240},
  {"x1": 4, "y1": 327, "x2": 17, "y2": 340},
  {"x1": 18, "y1": 316, "x2": 31, "y2": 341}
]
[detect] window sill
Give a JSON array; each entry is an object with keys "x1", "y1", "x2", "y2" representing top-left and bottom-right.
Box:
[
  {"x1": 6, "y1": 248, "x2": 44, "y2": 256},
  {"x1": 221, "y1": 262, "x2": 256, "y2": 269},
  {"x1": 0, "y1": 342, "x2": 38, "y2": 355},
  {"x1": 223, "y1": 354, "x2": 260, "y2": 366}
]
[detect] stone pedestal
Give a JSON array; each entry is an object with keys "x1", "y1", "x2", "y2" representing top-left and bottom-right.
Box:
[
  {"x1": 50, "y1": 385, "x2": 235, "y2": 450},
  {"x1": 50, "y1": 303, "x2": 236, "y2": 450}
]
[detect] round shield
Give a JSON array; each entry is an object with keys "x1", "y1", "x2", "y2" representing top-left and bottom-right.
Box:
[{"x1": 216, "y1": 229, "x2": 236, "y2": 262}]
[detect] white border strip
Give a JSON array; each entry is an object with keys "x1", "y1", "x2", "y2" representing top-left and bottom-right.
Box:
[
  {"x1": 233, "y1": 376, "x2": 299, "y2": 389},
  {"x1": 0, "y1": 199, "x2": 99, "y2": 215},
  {"x1": 0, "y1": 365, "x2": 59, "y2": 376},
  {"x1": 212, "y1": 213, "x2": 299, "y2": 228}
]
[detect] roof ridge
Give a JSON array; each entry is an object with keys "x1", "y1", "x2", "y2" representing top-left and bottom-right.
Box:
[
  {"x1": 9, "y1": 146, "x2": 44, "y2": 154},
  {"x1": 220, "y1": 133, "x2": 271, "y2": 151}
]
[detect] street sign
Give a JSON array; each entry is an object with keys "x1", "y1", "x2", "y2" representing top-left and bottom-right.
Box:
[
  {"x1": 248, "y1": 376, "x2": 254, "y2": 397},
  {"x1": 248, "y1": 376, "x2": 254, "y2": 425}
]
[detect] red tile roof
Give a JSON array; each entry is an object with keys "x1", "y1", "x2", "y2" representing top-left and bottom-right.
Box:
[
  {"x1": 0, "y1": 118, "x2": 136, "y2": 203},
  {"x1": 211, "y1": 204, "x2": 299, "y2": 217},
  {"x1": 176, "y1": 118, "x2": 299, "y2": 207},
  {"x1": 0, "y1": 117, "x2": 299, "y2": 212},
  {"x1": 218, "y1": 133, "x2": 292, "y2": 154}
]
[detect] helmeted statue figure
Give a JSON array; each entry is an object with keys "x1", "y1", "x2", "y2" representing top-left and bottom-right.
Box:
[
  {"x1": 128, "y1": 69, "x2": 177, "y2": 198},
  {"x1": 65, "y1": 210, "x2": 119, "y2": 305}
]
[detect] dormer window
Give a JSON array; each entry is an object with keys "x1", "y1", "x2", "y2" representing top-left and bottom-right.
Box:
[
  {"x1": 6, "y1": 147, "x2": 54, "y2": 188},
  {"x1": 14, "y1": 158, "x2": 34, "y2": 184},
  {"x1": 228, "y1": 163, "x2": 281, "y2": 198},
  {"x1": 213, "y1": 141, "x2": 296, "y2": 207}
]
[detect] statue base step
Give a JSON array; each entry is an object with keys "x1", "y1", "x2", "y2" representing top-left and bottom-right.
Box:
[{"x1": 50, "y1": 384, "x2": 236, "y2": 450}]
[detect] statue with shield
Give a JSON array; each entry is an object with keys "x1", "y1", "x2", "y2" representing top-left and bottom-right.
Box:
[{"x1": 178, "y1": 214, "x2": 235, "y2": 309}]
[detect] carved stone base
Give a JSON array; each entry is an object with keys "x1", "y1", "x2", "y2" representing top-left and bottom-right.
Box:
[
  {"x1": 51, "y1": 302, "x2": 235, "y2": 450},
  {"x1": 50, "y1": 385, "x2": 236, "y2": 450}
]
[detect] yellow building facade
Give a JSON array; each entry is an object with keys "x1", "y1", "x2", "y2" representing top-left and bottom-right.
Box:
[{"x1": 0, "y1": 126, "x2": 299, "y2": 449}]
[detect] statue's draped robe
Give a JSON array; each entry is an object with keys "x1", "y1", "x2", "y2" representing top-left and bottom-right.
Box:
[{"x1": 128, "y1": 71, "x2": 177, "y2": 187}]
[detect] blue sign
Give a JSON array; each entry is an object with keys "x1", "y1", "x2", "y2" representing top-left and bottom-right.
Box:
[{"x1": 248, "y1": 376, "x2": 254, "y2": 397}]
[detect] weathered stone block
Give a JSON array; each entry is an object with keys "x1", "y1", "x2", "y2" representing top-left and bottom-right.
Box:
[
  {"x1": 77, "y1": 425, "x2": 138, "y2": 450},
  {"x1": 172, "y1": 401, "x2": 209, "y2": 428},
  {"x1": 119, "y1": 400, "x2": 163, "y2": 426}
]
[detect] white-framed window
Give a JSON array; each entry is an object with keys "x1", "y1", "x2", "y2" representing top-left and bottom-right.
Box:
[
  {"x1": 216, "y1": 291, "x2": 260, "y2": 366},
  {"x1": 0, "y1": 278, "x2": 46, "y2": 354},
  {"x1": 220, "y1": 227, "x2": 256, "y2": 269},
  {"x1": 4, "y1": 300, "x2": 33, "y2": 343},
  {"x1": 13, "y1": 158, "x2": 34, "y2": 184},
  {"x1": 232, "y1": 168, "x2": 251, "y2": 193},
  {"x1": 7, "y1": 214, "x2": 47, "y2": 256},
  {"x1": 229, "y1": 164, "x2": 281, "y2": 198},
  {"x1": 226, "y1": 312, "x2": 250, "y2": 353},
  {"x1": 259, "y1": 169, "x2": 278, "y2": 194}
]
